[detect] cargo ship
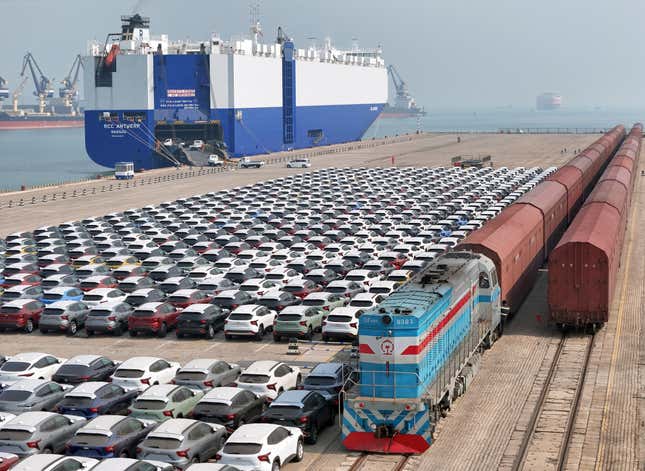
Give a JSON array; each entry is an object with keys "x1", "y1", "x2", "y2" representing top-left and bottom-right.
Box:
[
  {"x1": 83, "y1": 14, "x2": 388, "y2": 170},
  {"x1": 379, "y1": 65, "x2": 426, "y2": 119},
  {"x1": 536, "y1": 92, "x2": 562, "y2": 110},
  {"x1": 0, "y1": 110, "x2": 83, "y2": 130}
]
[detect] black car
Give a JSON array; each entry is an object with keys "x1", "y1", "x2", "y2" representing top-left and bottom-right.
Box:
[
  {"x1": 176, "y1": 304, "x2": 226, "y2": 339},
  {"x1": 211, "y1": 290, "x2": 253, "y2": 315},
  {"x1": 65, "y1": 415, "x2": 156, "y2": 458},
  {"x1": 258, "y1": 390, "x2": 333, "y2": 444},
  {"x1": 191, "y1": 387, "x2": 265, "y2": 432},
  {"x1": 52, "y1": 355, "x2": 119, "y2": 384},
  {"x1": 299, "y1": 362, "x2": 357, "y2": 407}
]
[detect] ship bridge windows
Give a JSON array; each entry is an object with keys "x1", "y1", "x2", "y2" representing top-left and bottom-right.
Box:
[
  {"x1": 99, "y1": 112, "x2": 119, "y2": 123},
  {"x1": 123, "y1": 112, "x2": 147, "y2": 123}
]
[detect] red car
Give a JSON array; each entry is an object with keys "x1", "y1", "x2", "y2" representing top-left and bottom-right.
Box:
[
  {"x1": 0, "y1": 452, "x2": 19, "y2": 471},
  {"x1": 282, "y1": 279, "x2": 323, "y2": 299},
  {"x1": 166, "y1": 289, "x2": 213, "y2": 309},
  {"x1": 1, "y1": 273, "x2": 42, "y2": 288},
  {"x1": 80, "y1": 275, "x2": 119, "y2": 292},
  {"x1": 128, "y1": 302, "x2": 180, "y2": 338},
  {"x1": 0, "y1": 299, "x2": 44, "y2": 333},
  {"x1": 192, "y1": 241, "x2": 220, "y2": 254},
  {"x1": 378, "y1": 252, "x2": 409, "y2": 270}
]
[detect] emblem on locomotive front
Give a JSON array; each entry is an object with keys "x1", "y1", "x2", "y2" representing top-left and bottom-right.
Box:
[{"x1": 380, "y1": 339, "x2": 394, "y2": 356}]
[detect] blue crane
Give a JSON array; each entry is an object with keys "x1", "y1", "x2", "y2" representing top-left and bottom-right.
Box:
[{"x1": 21, "y1": 52, "x2": 54, "y2": 113}]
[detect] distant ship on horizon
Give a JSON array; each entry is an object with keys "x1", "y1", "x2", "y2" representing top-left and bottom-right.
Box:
[{"x1": 536, "y1": 92, "x2": 562, "y2": 110}]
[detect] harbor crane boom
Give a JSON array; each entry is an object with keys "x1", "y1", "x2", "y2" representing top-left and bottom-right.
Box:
[
  {"x1": 387, "y1": 65, "x2": 409, "y2": 97},
  {"x1": 20, "y1": 52, "x2": 54, "y2": 113},
  {"x1": 60, "y1": 54, "x2": 84, "y2": 110}
]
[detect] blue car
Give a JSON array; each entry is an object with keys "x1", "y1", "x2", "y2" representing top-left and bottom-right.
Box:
[
  {"x1": 40, "y1": 286, "x2": 84, "y2": 305},
  {"x1": 65, "y1": 415, "x2": 156, "y2": 459},
  {"x1": 57, "y1": 382, "x2": 138, "y2": 419}
]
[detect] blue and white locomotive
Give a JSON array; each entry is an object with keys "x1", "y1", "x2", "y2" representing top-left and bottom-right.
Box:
[{"x1": 342, "y1": 251, "x2": 502, "y2": 454}]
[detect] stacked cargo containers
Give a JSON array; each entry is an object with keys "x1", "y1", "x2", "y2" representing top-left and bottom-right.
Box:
[
  {"x1": 548, "y1": 124, "x2": 642, "y2": 327},
  {"x1": 458, "y1": 125, "x2": 626, "y2": 314}
]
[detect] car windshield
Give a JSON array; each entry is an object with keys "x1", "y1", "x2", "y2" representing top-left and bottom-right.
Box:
[
  {"x1": 59, "y1": 396, "x2": 93, "y2": 407},
  {"x1": 302, "y1": 299, "x2": 324, "y2": 306},
  {"x1": 133, "y1": 310, "x2": 155, "y2": 317},
  {"x1": 175, "y1": 371, "x2": 206, "y2": 381},
  {"x1": 370, "y1": 287, "x2": 391, "y2": 294},
  {"x1": 228, "y1": 313, "x2": 252, "y2": 321},
  {"x1": 0, "y1": 390, "x2": 31, "y2": 402},
  {"x1": 43, "y1": 308, "x2": 65, "y2": 316},
  {"x1": 0, "y1": 429, "x2": 32, "y2": 441},
  {"x1": 326, "y1": 286, "x2": 346, "y2": 294},
  {"x1": 265, "y1": 273, "x2": 284, "y2": 280},
  {"x1": 72, "y1": 433, "x2": 109, "y2": 446},
  {"x1": 143, "y1": 437, "x2": 182, "y2": 449},
  {"x1": 0, "y1": 362, "x2": 30, "y2": 372},
  {"x1": 90, "y1": 309, "x2": 112, "y2": 317},
  {"x1": 278, "y1": 314, "x2": 302, "y2": 322},
  {"x1": 305, "y1": 375, "x2": 337, "y2": 386},
  {"x1": 345, "y1": 275, "x2": 364, "y2": 281},
  {"x1": 83, "y1": 294, "x2": 104, "y2": 301},
  {"x1": 327, "y1": 315, "x2": 352, "y2": 323},
  {"x1": 56, "y1": 365, "x2": 90, "y2": 376},
  {"x1": 388, "y1": 276, "x2": 406, "y2": 282},
  {"x1": 134, "y1": 399, "x2": 166, "y2": 410},
  {"x1": 238, "y1": 374, "x2": 269, "y2": 384},
  {"x1": 114, "y1": 369, "x2": 144, "y2": 378},
  {"x1": 81, "y1": 283, "x2": 99, "y2": 290},
  {"x1": 0, "y1": 307, "x2": 21, "y2": 314},
  {"x1": 222, "y1": 443, "x2": 262, "y2": 455},
  {"x1": 257, "y1": 299, "x2": 281, "y2": 308},
  {"x1": 239, "y1": 285, "x2": 259, "y2": 292}
]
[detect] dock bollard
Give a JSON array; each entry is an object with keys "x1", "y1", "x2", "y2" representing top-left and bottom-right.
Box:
[
  {"x1": 31, "y1": 197, "x2": 35, "y2": 204},
  {"x1": 62, "y1": 192, "x2": 66, "y2": 199},
  {"x1": 287, "y1": 338, "x2": 301, "y2": 355}
]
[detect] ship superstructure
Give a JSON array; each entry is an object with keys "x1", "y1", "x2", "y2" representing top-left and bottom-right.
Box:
[{"x1": 83, "y1": 14, "x2": 388, "y2": 169}]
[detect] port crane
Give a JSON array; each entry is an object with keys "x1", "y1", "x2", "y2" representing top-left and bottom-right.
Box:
[
  {"x1": 21, "y1": 52, "x2": 54, "y2": 113},
  {"x1": 0, "y1": 76, "x2": 9, "y2": 101},
  {"x1": 387, "y1": 65, "x2": 410, "y2": 102},
  {"x1": 59, "y1": 54, "x2": 83, "y2": 113},
  {"x1": 12, "y1": 77, "x2": 28, "y2": 113}
]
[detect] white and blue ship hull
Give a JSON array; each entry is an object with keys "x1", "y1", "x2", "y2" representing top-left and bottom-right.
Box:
[{"x1": 83, "y1": 38, "x2": 387, "y2": 169}]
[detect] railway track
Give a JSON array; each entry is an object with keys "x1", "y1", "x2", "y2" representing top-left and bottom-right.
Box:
[
  {"x1": 348, "y1": 453, "x2": 412, "y2": 471},
  {"x1": 512, "y1": 332, "x2": 594, "y2": 471}
]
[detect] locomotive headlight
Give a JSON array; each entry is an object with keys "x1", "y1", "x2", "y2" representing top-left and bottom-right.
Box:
[{"x1": 382, "y1": 315, "x2": 392, "y2": 325}]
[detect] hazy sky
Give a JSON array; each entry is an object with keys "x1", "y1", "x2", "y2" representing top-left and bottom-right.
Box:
[{"x1": 2, "y1": 0, "x2": 644, "y2": 109}]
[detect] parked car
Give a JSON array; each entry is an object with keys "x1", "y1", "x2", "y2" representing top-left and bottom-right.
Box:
[
  {"x1": 175, "y1": 305, "x2": 225, "y2": 339},
  {"x1": 0, "y1": 452, "x2": 18, "y2": 471},
  {"x1": 52, "y1": 355, "x2": 118, "y2": 385},
  {"x1": 224, "y1": 305, "x2": 276, "y2": 340},
  {"x1": 321, "y1": 307, "x2": 365, "y2": 341},
  {"x1": 8, "y1": 454, "x2": 96, "y2": 470},
  {"x1": 258, "y1": 390, "x2": 333, "y2": 444},
  {"x1": 56, "y1": 382, "x2": 138, "y2": 419},
  {"x1": 216, "y1": 423, "x2": 303, "y2": 471},
  {"x1": 110, "y1": 357, "x2": 180, "y2": 392},
  {"x1": 211, "y1": 290, "x2": 253, "y2": 316},
  {"x1": 128, "y1": 385, "x2": 203, "y2": 422},
  {"x1": 136, "y1": 419, "x2": 226, "y2": 470},
  {"x1": 301, "y1": 292, "x2": 346, "y2": 314},
  {"x1": 272, "y1": 306, "x2": 323, "y2": 341},
  {"x1": 65, "y1": 415, "x2": 155, "y2": 459},
  {"x1": 89, "y1": 458, "x2": 174, "y2": 471},
  {"x1": 128, "y1": 302, "x2": 180, "y2": 338},
  {"x1": 85, "y1": 301, "x2": 133, "y2": 336},
  {"x1": 235, "y1": 361, "x2": 300, "y2": 401},
  {"x1": 299, "y1": 362, "x2": 356, "y2": 406},
  {"x1": 38, "y1": 300, "x2": 89, "y2": 336},
  {"x1": 0, "y1": 412, "x2": 86, "y2": 456},
  {"x1": 80, "y1": 275, "x2": 118, "y2": 292},
  {"x1": 1, "y1": 285, "x2": 43, "y2": 303},
  {"x1": 0, "y1": 299, "x2": 44, "y2": 333},
  {"x1": 167, "y1": 289, "x2": 213, "y2": 309},
  {"x1": 172, "y1": 360, "x2": 241, "y2": 391},
  {"x1": 191, "y1": 387, "x2": 264, "y2": 433},
  {"x1": 281, "y1": 279, "x2": 322, "y2": 300},
  {"x1": 0, "y1": 380, "x2": 71, "y2": 413},
  {"x1": 40, "y1": 287, "x2": 84, "y2": 306},
  {"x1": 0, "y1": 353, "x2": 65, "y2": 385},
  {"x1": 124, "y1": 288, "x2": 166, "y2": 307}
]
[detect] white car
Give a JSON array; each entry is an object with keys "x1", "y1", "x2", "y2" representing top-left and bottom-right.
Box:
[
  {"x1": 224, "y1": 305, "x2": 276, "y2": 340},
  {"x1": 9, "y1": 455, "x2": 98, "y2": 471},
  {"x1": 82, "y1": 287, "x2": 127, "y2": 307},
  {"x1": 217, "y1": 423, "x2": 304, "y2": 471},
  {"x1": 321, "y1": 306, "x2": 365, "y2": 341},
  {"x1": 368, "y1": 280, "x2": 401, "y2": 296},
  {"x1": 344, "y1": 269, "x2": 381, "y2": 288},
  {"x1": 265, "y1": 267, "x2": 302, "y2": 285},
  {"x1": 235, "y1": 361, "x2": 301, "y2": 400},
  {"x1": 90, "y1": 458, "x2": 173, "y2": 470},
  {"x1": 110, "y1": 357, "x2": 180, "y2": 392},
  {"x1": 287, "y1": 158, "x2": 311, "y2": 168},
  {"x1": 0, "y1": 352, "x2": 66, "y2": 385},
  {"x1": 348, "y1": 292, "x2": 386, "y2": 309},
  {"x1": 238, "y1": 279, "x2": 282, "y2": 301}
]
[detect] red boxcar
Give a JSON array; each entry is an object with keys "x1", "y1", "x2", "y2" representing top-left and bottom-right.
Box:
[{"x1": 548, "y1": 123, "x2": 642, "y2": 327}]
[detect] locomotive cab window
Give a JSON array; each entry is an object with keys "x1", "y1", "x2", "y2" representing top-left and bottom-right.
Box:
[
  {"x1": 490, "y1": 269, "x2": 498, "y2": 286},
  {"x1": 478, "y1": 272, "x2": 490, "y2": 289}
]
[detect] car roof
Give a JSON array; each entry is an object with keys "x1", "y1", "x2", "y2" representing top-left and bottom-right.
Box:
[
  {"x1": 118, "y1": 357, "x2": 164, "y2": 368},
  {"x1": 180, "y1": 304, "x2": 213, "y2": 313},
  {"x1": 8, "y1": 454, "x2": 65, "y2": 469},
  {"x1": 172, "y1": 289, "x2": 199, "y2": 296},
  {"x1": 278, "y1": 305, "x2": 311, "y2": 315},
  {"x1": 137, "y1": 384, "x2": 179, "y2": 399},
  {"x1": 244, "y1": 360, "x2": 280, "y2": 373},
  {"x1": 64, "y1": 355, "x2": 103, "y2": 366},
  {"x1": 5, "y1": 379, "x2": 50, "y2": 391},
  {"x1": 270, "y1": 389, "x2": 311, "y2": 407},
  {"x1": 137, "y1": 302, "x2": 165, "y2": 309},
  {"x1": 4, "y1": 411, "x2": 56, "y2": 427},
  {"x1": 81, "y1": 414, "x2": 126, "y2": 432},
  {"x1": 85, "y1": 288, "x2": 117, "y2": 295},
  {"x1": 149, "y1": 418, "x2": 197, "y2": 436},
  {"x1": 228, "y1": 423, "x2": 284, "y2": 442},
  {"x1": 181, "y1": 358, "x2": 218, "y2": 371},
  {"x1": 201, "y1": 387, "x2": 245, "y2": 403},
  {"x1": 1, "y1": 299, "x2": 36, "y2": 307},
  {"x1": 8, "y1": 352, "x2": 49, "y2": 362},
  {"x1": 47, "y1": 300, "x2": 81, "y2": 308},
  {"x1": 309, "y1": 362, "x2": 343, "y2": 376},
  {"x1": 66, "y1": 382, "x2": 109, "y2": 397},
  {"x1": 304, "y1": 292, "x2": 333, "y2": 299}
]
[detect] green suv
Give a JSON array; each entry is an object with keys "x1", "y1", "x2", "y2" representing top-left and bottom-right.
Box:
[
  {"x1": 128, "y1": 384, "x2": 204, "y2": 422},
  {"x1": 273, "y1": 305, "x2": 324, "y2": 341}
]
